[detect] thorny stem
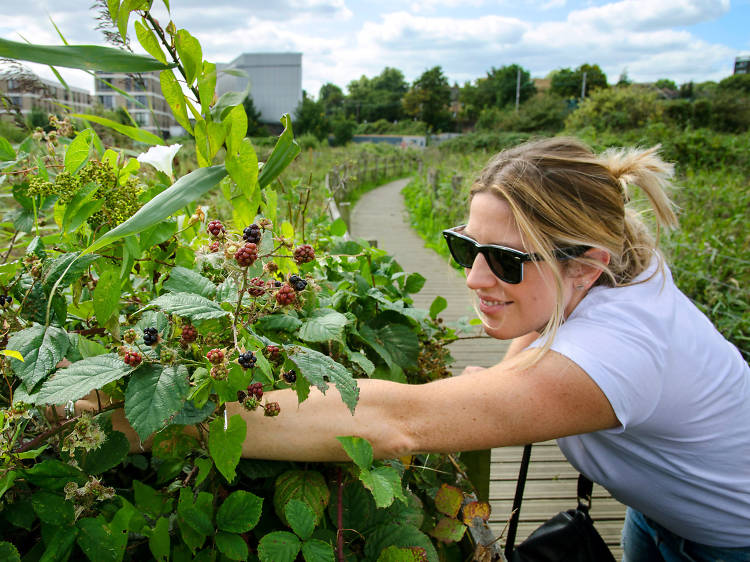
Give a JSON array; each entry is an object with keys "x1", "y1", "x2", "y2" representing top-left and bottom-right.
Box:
[
  {"x1": 233, "y1": 269, "x2": 249, "y2": 349},
  {"x1": 1, "y1": 231, "x2": 18, "y2": 263},
  {"x1": 141, "y1": 11, "x2": 201, "y2": 101}
]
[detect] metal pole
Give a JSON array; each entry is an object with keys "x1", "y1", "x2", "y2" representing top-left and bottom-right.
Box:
[
  {"x1": 515, "y1": 67, "x2": 521, "y2": 111},
  {"x1": 581, "y1": 71, "x2": 587, "y2": 100}
]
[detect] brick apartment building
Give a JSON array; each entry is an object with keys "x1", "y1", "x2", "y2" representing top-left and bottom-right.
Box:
[{"x1": 0, "y1": 73, "x2": 92, "y2": 119}]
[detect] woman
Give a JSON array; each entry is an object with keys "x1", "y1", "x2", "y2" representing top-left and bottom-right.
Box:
[{"x1": 113, "y1": 138, "x2": 750, "y2": 559}]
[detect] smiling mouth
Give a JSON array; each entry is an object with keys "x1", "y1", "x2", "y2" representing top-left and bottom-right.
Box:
[{"x1": 479, "y1": 297, "x2": 511, "y2": 307}]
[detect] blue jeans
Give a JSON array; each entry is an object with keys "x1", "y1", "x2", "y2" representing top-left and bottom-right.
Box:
[{"x1": 622, "y1": 507, "x2": 750, "y2": 562}]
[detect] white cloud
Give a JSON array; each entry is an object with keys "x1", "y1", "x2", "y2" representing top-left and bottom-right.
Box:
[{"x1": 567, "y1": 0, "x2": 730, "y2": 31}]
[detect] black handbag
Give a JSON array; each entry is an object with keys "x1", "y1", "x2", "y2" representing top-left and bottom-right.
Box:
[{"x1": 504, "y1": 444, "x2": 615, "y2": 562}]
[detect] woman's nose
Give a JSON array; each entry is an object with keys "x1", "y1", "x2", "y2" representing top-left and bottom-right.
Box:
[{"x1": 465, "y1": 252, "x2": 497, "y2": 289}]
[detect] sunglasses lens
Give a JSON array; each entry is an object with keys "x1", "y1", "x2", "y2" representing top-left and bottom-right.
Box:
[
  {"x1": 487, "y1": 250, "x2": 521, "y2": 284},
  {"x1": 446, "y1": 233, "x2": 477, "y2": 268}
]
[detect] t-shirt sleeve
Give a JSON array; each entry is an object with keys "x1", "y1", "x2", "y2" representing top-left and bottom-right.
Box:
[{"x1": 535, "y1": 298, "x2": 667, "y2": 431}]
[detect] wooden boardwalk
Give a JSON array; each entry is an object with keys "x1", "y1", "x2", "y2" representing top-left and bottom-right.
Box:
[{"x1": 349, "y1": 178, "x2": 626, "y2": 559}]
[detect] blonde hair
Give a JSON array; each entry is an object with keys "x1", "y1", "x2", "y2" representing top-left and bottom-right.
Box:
[{"x1": 470, "y1": 137, "x2": 678, "y2": 362}]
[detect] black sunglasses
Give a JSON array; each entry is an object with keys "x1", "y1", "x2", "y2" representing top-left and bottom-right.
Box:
[{"x1": 442, "y1": 226, "x2": 589, "y2": 284}]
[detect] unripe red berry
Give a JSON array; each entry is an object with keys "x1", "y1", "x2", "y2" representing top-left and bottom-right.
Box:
[
  {"x1": 181, "y1": 324, "x2": 198, "y2": 344},
  {"x1": 206, "y1": 348, "x2": 224, "y2": 364},
  {"x1": 210, "y1": 364, "x2": 228, "y2": 380},
  {"x1": 293, "y1": 244, "x2": 315, "y2": 264},
  {"x1": 264, "y1": 402, "x2": 281, "y2": 417},
  {"x1": 208, "y1": 240, "x2": 220, "y2": 252},
  {"x1": 275, "y1": 284, "x2": 296, "y2": 306},
  {"x1": 235, "y1": 243, "x2": 258, "y2": 267},
  {"x1": 123, "y1": 328, "x2": 137, "y2": 344},
  {"x1": 207, "y1": 220, "x2": 225, "y2": 237},
  {"x1": 247, "y1": 277, "x2": 265, "y2": 297},
  {"x1": 247, "y1": 382, "x2": 263, "y2": 400},
  {"x1": 123, "y1": 351, "x2": 142, "y2": 367}
]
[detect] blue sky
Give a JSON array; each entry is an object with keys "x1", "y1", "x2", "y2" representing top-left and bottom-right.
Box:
[{"x1": 1, "y1": 0, "x2": 747, "y2": 96}]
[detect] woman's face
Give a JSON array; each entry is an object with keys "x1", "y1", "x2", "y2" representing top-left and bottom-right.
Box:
[{"x1": 463, "y1": 192, "x2": 578, "y2": 340}]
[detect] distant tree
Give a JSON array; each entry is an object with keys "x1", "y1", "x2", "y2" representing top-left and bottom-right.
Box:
[
  {"x1": 403, "y1": 66, "x2": 454, "y2": 132},
  {"x1": 654, "y1": 78, "x2": 678, "y2": 91},
  {"x1": 616, "y1": 69, "x2": 632, "y2": 87},
  {"x1": 330, "y1": 116, "x2": 357, "y2": 146},
  {"x1": 293, "y1": 90, "x2": 330, "y2": 141},
  {"x1": 319, "y1": 82, "x2": 345, "y2": 119},
  {"x1": 718, "y1": 73, "x2": 750, "y2": 95},
  {"x1": 345, "y1": 67, "x2": 408, "y2": 123},
  {"x1": 550, "y1": 63, "x2": 608, "y2": 98},
  {"x1": 476, "y1": 64, "x2": 536, "y2": 109},
  {"x1": 242, "y1": 95, "x2": 267, "y2": 136}
]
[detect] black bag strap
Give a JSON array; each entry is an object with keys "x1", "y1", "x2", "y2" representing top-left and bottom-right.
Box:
[{"x1": 504, "y1": 443, "x2": 596, "y2": 559}]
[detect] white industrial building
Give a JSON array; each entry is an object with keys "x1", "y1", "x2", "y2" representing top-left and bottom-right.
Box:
[{"x1": 216, "y1": 53, "x2": 302, "y2": 124}]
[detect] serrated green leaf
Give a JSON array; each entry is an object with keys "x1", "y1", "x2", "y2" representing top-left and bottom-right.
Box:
[
  {"x1": 160, "y1": 70, "x2": 193, "y2": 134},
  {"x1": 0, "y1": 37, "x2": 174, "y2": 72},
  {"x1": 257, "y1": 531, "x2": 301, "y2": 562},
  {"x1": 216, "y1": 531, "x2": 248, "y2": 561},
  {"x1": 73, "y1": 113, "x2": 165, "y2": 145},
  {"x1": 0, "y1": 542, "x2": 20, "y2": 562},
  {"x1": 63, "y1": 128, "x2": 92, "y2": 173},
  {"x1": 429, "y1": 517, "x2": 466, "y2": 543},
  {"x1": 330, "y1": 218, "x2": 347, "y2": 237},
  {"x1": 377, "y1": 545, "x2": 428, "y2": 562},
  {"x1": 40, "y1": 525, "x2": 79, "y2": 561},
  {"x1": 93, "y1": 266, "x2": 120, "y2": 325},
  {"x1": 404, "y1": 273, "x2": 426, "y2": 294},
  {"x1": 226, "y1": 139, "x2": 259, "y2": 211},
  {"x1": 273, "y1": 470, "x2": 329, "y2": 527},
  {"x1": 364, "y1": 523, "x2": 438, "y2": 562},
  {"x1": 284, "y1": 498, "x2": 315, "y2": 541},
  {"x1": 162, "y1": 267, "x2": 217, "y2": 298},
  {"x1": 216, "y1": 490, "x2": 263, "y2": 533},
  {"x1": 83, "y1": 165, "x2": 227, "y2": 256},
  {"x1": 429, "y1": 296, "x2": 447, "y2": 320},
  {"x1": 7, "y1": 324, "x2": 69, "y2": 390},
  {"x1": 336, "y1": 436, "x2": 374, "y2": 471},
  {"x1": 359, "y1": 324, "x2": 419, "y2": 370},
  {"x1": 286, "y1": 346, "x2": 359, "y2": 412},
  {"x1": 208, "y1": 414, "x2": 246, "y2": 482},
  {"x1": 258, "y1": 114, "x2": 300, "y2": 189},
  {"x1": 298, "y1": 309, "x2": 349, "y2": 343},
  {"x1": 34, "y1": 354, "x2": 131, "y2": 405},
  {"x1": 42, "y1": 252, "x2": 100, "y2": 292},
  {"x1": 125, "y1": 364, "x2": 190, "y2": 439},
  {"x1": 175, "y1": 29, "x2": 202, "y2": 85},
  {"x1": 133, "y1": 480, "x2": 173, "y2": 519},
  {"x1": 147, "y1": 292, "x2": 229, "y2": 322},
  {"x1": 31, "y1": 490, "x2": 74, "y2": 526},
  {"x1": 0, "y1": 136, "x2": 17, "y2": 161},
  {"x1": 433, "y1": 484, "x2": 463, "y2": 518},
  {"x1": 302, "y1": 539, "x2": 336, "y2": 562},
  {"x1": 346, "y1": 348, "x2": 375, "y2": 376},
  {"x1": 256, "y1": 313, "x2": 302, "y2": 333},
  {"x1": 135, "y1": 19, "x2": 167, "y2": 64},
  {"x1": 149, "y1": 517, "x2": 170, "y2": 562},
  {"x1": 360, "y1": 466, "x2": 406, "y2": 509},
  {"x1": 77, "y1": 428, "x2": 130, "y2": 475},
  {"x1": 76, "y1": 516, "x2": 128, "y2": 562},
  {"x1": 23, "y1": 459, "x2": 86, "y2": 490}
]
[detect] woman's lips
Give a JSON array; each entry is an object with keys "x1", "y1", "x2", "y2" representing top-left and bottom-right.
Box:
[{"x1": 478, "y1": 296, "x2": 512, "y2": 314}]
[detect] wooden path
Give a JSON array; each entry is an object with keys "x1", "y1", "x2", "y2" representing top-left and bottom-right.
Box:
[{"x1": 349, "y1": 178, "x2": 626, "y2": 559}]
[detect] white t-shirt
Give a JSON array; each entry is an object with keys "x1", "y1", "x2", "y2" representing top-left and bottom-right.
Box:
[{"x1": 540, "y1": 257, "x2": 750, "y2": 547}]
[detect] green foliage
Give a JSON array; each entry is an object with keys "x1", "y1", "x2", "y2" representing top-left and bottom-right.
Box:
[
  {"x1": 564, "y1": 85, "x2": 663, "y2": 131},
  {"x1": 461, "y1": 64, "x2": 536, "y2": 116},
  {"x1": 549, "y1": 63, "x2": 608, "y2": 99},
  {"x1": 403, "y1": 66, "x2": 454, "y2": 133},
  {"x1": 294, "y1": 92, "x2": 331, "y2": 141}
]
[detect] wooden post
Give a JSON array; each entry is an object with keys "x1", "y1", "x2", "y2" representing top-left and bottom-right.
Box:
[
  {"x1": 428, "y1": 168, "x2": 439, "y2": 195},
  {"x1": 451, "y1": 174, "x2": 463, "y2": 194}
]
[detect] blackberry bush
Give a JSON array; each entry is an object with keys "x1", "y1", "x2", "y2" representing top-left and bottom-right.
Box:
[
  {"x1": 293, "y1": 244, "x2": 315, "y2": 264},
  {"x1": 234, "y1": 242, "x2": 258, "y2": 267}
]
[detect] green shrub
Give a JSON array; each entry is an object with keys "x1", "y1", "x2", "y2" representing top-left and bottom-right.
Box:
[
  {"x1": 437, "y1": 131, "x2": 532, "y2": 153},
  {"x1": 565, "y1": 85, "x2": 663, "y2": 131}
]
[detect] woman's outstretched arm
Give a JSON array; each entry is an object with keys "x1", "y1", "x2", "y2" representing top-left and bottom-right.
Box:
[{"x1": 224, "y1": 348, "x2": 619, "y2": 461}]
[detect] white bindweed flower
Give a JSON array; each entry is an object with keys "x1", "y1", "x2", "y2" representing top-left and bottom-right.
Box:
[{"x1": 137, "y1": 143, "x2": 182, "y2": 177}]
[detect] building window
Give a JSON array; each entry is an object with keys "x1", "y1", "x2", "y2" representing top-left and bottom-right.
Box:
[
  {"x1": 134, "y1": 113, "x2": 149, "y2": 126},
  {"x1": 96, "y1": 79, "x2": 113, "y2": 91},
  {"x1": 98, "y1": 95, "x2": 114, "y2": 108},
  {"x1": 135, "y1": 95, "x2": 147, "y2": 107},
  {"x1": 10, "y1": 96, "x2": 22, "y2": 107}
]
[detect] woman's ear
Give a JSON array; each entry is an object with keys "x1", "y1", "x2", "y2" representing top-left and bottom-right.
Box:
[{"x1": 570, "y1": 248, "x2": 610, "y2": 289}]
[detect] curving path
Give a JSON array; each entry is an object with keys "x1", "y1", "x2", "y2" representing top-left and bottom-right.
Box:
[{"x1": 348, "y1": 177, "x2": 626, "y2": 558}]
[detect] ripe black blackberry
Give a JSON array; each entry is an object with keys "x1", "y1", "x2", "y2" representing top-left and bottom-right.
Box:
[
  {"x1": 143, "y1": 327, "x2": 159, "y2": 346},
  {"x1": 207, "y1": 220, "x2": 225, "y2": 237},
  {"x1": 288, "y1": 275, "x2": 307, "y2": 292},
  {"x1": 293, "y1": 244, "x2": 315, "y2": 264},
  {"x1": 282, "y1": 369, "x2": 297, "y2": 384},
  {"x1": 0, "y1": 295, "x2": 12, "y2": 307},
  {"x1": 238, "y1": 351, "x2": 257, "y2": 370},
  {"x1": 235, "y1": 243, "x2": 258, "y2": 267},
  {"x1": 242, "y1": 223, "x2": 262, "y2": 244},
  {"x1": 275, "y1": 284, "x2": 296, "y2": 305}
]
